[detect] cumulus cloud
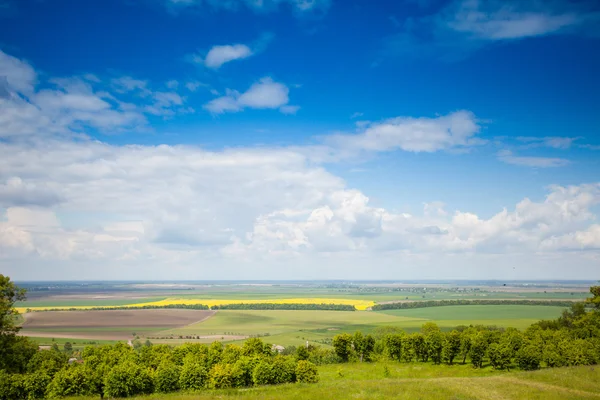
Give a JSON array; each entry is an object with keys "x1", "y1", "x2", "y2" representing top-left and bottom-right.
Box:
[
  {"x1": 1, "y1": 49, "x2": 599, "y2": 279},
  {"x1": 326, "y1": 110, "x2": 482, "y2": 153},
  {"x1": 190, "y1": 32, "x2": 273, "y2": 69},
  {"x1": 204, "y1": 77, "x2": 296, "y2": 114},
  {"x1": 0, "y1": 50, "x2": 193, "y2": 138},
  {"x1": 497, "y1": 150, "x2": 570, "y2": 168}
]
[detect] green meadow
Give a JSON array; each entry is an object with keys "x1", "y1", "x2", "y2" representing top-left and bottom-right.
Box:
[
  {"x1": 156, "y1": 305, "x2": 566, "y2": 347},
  {"x1": 70, "y1": 364, "x2": 600, "y2": 400}
]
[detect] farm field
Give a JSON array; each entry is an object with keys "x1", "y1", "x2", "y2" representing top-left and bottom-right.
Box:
[
  {"x1": 71, "y1": 364, "x2": 600, "y2": 400},
  {"x1": 19, "y1": 309, "x2": 215, "y2": 340},
  {"x1": 15, "y1": 281, "x2": 586, "y2": 346},
  {"x1": 154, "y1": 305, "x2": 566, "y2": 347}
]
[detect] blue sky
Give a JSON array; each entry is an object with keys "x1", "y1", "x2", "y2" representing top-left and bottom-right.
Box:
[{"x1": 0, "y1": 0, "x2": 599, "y2": 280}]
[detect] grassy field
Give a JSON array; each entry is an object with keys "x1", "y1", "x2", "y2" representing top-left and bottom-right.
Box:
[
  {"x1": 69, "y1": 364, "x2": 600, "y2": 399},
  {"x1": 379, "y1": 305, "x2": 565, "y2": 321},
  {"x1": 152, "y1": 305, "x2": 566, "y2": 347}
]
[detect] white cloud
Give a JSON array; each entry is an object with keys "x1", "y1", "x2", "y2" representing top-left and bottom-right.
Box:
[
  {"x1": 0, "y1": 50, "x2": 194, "y2": 138},
  {"x1": 190, "y1": 32, "x2": 273, "y2": 69},
  {"x1": 185, "y1": 81, "x2": 206, "y2": 92},
  {"x1": 516, "y1": 136, "x2": 579, "y2": 149},
  {"x1": 111, "y1": 76, "x2": 149, "y2": 94},
  {"x1": 497, "y1": 150, "x2": 570, "y2": 168},
  {"x1": 447, "y1": 0, "x2": 580, "y2": 40},
  {"x1": 280, "y1": 105, "x2": 300, "y2": 115},
  {"x1": 326, "y1": 110, "x2": 482, "y2": 153},
  {"x1": 203, "y1": 44, "x2": 253, "y2": 69},
  {"x1": 0, "y1": 49, "x2": 36, "y2": 94},
  {"x1": 204, "y1": 77, "x2": 292, "y2": 114},
  {"x1": 166, "y1": 80, "x2": 179, "y2": 89}
]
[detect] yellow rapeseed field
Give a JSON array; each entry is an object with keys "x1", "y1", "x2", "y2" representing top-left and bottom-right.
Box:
[{"x1": 16, "y1": 298, "x2": 375, "y2": 314}]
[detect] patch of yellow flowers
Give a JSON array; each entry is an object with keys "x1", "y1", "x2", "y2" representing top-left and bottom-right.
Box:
[{"x1": 16, "y1": 298, "x2": 375, "y2": 314}]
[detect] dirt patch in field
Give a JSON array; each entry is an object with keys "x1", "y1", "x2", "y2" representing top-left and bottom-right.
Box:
[{"x1": 19, "y1": 309, "x2": 215, "y2": 340}]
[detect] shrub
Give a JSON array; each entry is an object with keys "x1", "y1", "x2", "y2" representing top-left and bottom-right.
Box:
[
  {"x1": 516, "y1": 345, "x2": 541, "y2": 371},
  {"x1": 272, "y1": 356, "x2": 296, "y2": 384},
  {"x1": 23, "y1": 371, "x2": 51, "y2": 399},
  {"x1": 295, "y1": 360, "x2": 319, "y2": 384},
  {"x1": 179, "y1": 361, "x2": 208, "y2": 391},
  {"x1": 208, "y1": 364, "x2": 236, "y2": 389},
  {"x1": 47, "y1": 366, "x2": 91, "y2": 398},
  {"x1": 252, "y1": 360, "x2": 276, "y2": 386},
  {"x1": 0, "y1": 372, "x2": 25, "y2": 400},
  {"x1": 487, "y1": 343, "x2": 512, "y2": 370},
  {"x1": 154, "y1": 362, "x2": 180, "y2": 393},
  {"x1": 104, "y1": 362, "x2": 153, "y2": 398}
]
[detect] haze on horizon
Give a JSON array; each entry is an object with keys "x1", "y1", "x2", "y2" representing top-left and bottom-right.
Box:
[{"x1": 0, "y1": 0, "x2": 599, "y2": 281}]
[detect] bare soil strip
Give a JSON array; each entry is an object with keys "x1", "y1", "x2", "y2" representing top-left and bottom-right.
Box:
[{"x1": 20, "y1": 309, "x2": 216, "y2": 340}]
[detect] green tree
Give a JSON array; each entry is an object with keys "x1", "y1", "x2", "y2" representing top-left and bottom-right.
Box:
[
  {"x1": 27, "y1": 348, "x2": 68, "y2": 376},
  {"x1": 0, "y1": 276, "x2": 37, "y2": 374},
  {"x1": 208, "y1": 364, "x2": 235, "y2": 389},
  {"x1": 296, "y1": 345, "x2": 309, "y2": 361},
  {"x1": 47, "y1": 365, "x2": 91, "y2": 398},
  {"x1": 295, "y1": 360, "x2": 319, "y2": 383},
  {"x1": 442, "y1": 331, "x2": 461, "y2": 365},
  {"x1": 487, "y1": 343, "x2": 512, "y2": 370},
  {"x1": 252, "y1": 359, "x2": 276, "y2": 385},
  {"x1": 154, "y1": 361, "x2": 180, "y2": 393},
  {"x1": 179, "y1": 360, "x2": 208, "y2": 391},
  {"x1": 469, "y1": 333, "x2": 487, "y2": 368},
  {"x1": 104, "y1": 362, "x2": 153, "y2": 398},
  {"x1": 23, "y1": 371, "x2": 51, "y2": 399},
  {"x1": 384, "y1": 334, "x2": 403, "y2": 361},
  {"x1": 515, "y1": 345, "x2": 541, "y2": 371},
  {"x1": 332, "y1": 333, "x2": 353, "y2": 362},
  {"x1": 586, "y1": 286, "x2": 600, "y2": 309},
  {"x1": 63, "y1": 342, "x2": 73, "y2": 355},
  {"x1": 0, "y1": 275, "x2": 25, "y2": 336}
]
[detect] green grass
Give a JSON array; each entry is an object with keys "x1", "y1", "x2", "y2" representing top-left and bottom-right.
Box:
[
  {"x1": 158, "y1": 305, "x2": 567, "y2": 348},
  {"x1": 26, "y1": 336, "x2": 121, "y2": 350},
  {"x1": 70, "y1": 364, "x2": 600, "y2": 400},
  {"x1": 162, "y1": 310, "x2": 422, "y2": 337},
  {"x1": 15, "y1": 296, "x2": 167, "y2": 308},
  {"x1": 379, "y1": 305, "x2": 566, "y2": 321}
]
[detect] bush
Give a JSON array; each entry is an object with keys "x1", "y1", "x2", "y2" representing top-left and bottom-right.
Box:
[
  {"x1": 179, "y1": 361, "x2": 208, "y2": 391},
  {"x1": 295, "y1": 360, "x2": 319, "y2": 384},
  {"x1": 208, "y1": 364, "x2": 235, "y2": 389},
  {"x1": 23, "y1": 371, "x2": 52, "y2": 399},
  {"x1": 104, "y1": 362, "x2": 153, "y2": 398},
  {"x1": 0, "y1": 372, "x2": 24, "y2": 400},
  {"x1": 47, "y1": 366, "x2": 91, "y2": 398},
  {"x1": 516, "y1": 345, "x2": 541, "y2": 371},
  {"x1": 272, "y1": 356, "x2": 296, "y2": 384},
  {"x1": 487, "y1": 343, "x2": 512, "y2": 370},
  {"x1": 252, "y1": 360, "x2": 276, "y2": 385},
  {"x1": 154, "y1": 362, "x2": 180, "y2": 393}
]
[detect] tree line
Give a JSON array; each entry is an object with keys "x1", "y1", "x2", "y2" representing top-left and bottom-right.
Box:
[
  {"x1": 211, "y1": 303, "x2": 355, "y2": 311},
  {"x1": 28, "y1": 303, "x2": 356, "y2": 312},
  {"x1": 371, "y1": 299, "x2": 579, "y2": 310},
  {"x1": 327, "y1": 290, "x2": 600, "y2": 371}
]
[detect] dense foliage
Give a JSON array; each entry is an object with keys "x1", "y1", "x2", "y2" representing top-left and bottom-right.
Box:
[
  {"x1": 371, "y1": 299, "x2": 578, "y2": 310},
  {"x1": 328, "y1": 288, "x2": 600, "y2": 371},
  {"x1": 0, "y1": 339, "x2": 319, "y2": 399}
]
